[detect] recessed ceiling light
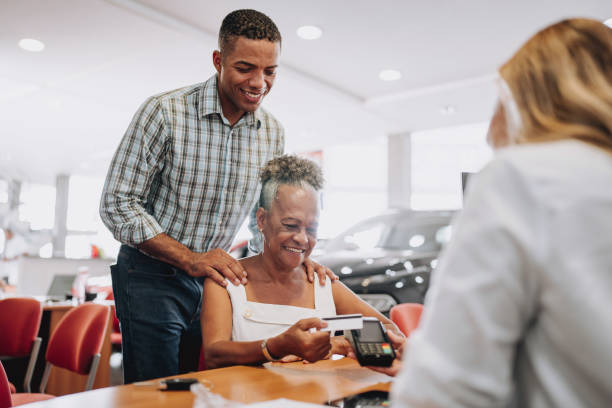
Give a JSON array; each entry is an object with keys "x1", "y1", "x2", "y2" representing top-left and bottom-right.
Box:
[
  {"x1": 604, "y1": 18, "x2": 612, "y2": 28},
  {"x1": 18, "y1": 38, "x2": 45, "y2": 52},
  {"x1": 441, "y1": 105, "x2": 456, "y2": 115},
  {"x1": 296, "y1": 25, "x2": 322, "y2": 40},
  {"x1": 379, "y1": 69, "x2": 402, "y2": 81}
]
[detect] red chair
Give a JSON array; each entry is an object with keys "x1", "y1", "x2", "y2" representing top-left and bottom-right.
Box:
[
  {"x1": 0, "y1": 298, "x2": 43, "y2": 393},
  {"x1": 39, "y1": 303, "x2": 110, "y2": 392},
  {"x1": 390, "y1": 303, "x2": 424, "y2": 337},
  {"x1": 0, "y1": 361, "x2": 54, "y2": 408},
  {"x1": 0, "y1": 361, "x2": 11, "y2": 408},
  {"x1": 104, "y1": 291, "x2": 122, "y2": 349},
  {"x1": 198, "y1": 347, "x2": 206, "y2": 371}
]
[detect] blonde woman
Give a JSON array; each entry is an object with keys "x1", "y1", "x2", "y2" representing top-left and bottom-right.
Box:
[{"x1": 388, "y1": 18, "x2": 612, "y2": 407}]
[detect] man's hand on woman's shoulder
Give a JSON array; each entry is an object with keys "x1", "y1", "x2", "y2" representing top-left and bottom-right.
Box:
[
  {"x1": 189, "y1": 248, "x2": 248, "y2": 286},
  {"x1": 303, "y1": 258, "x2": 338, "y2": 285}
]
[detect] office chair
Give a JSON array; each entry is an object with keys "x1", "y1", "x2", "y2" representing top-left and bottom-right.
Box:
[
  {"x1": 0, "y1": 361, "x2": 54, "y2": 408},
  {"x1": 39, "y1": 303, "x2": 110, "y2": 393},
  {"x1": 0, "y1": 298, "x2": 42, "y2": 393},
  {"x1": 103, "y1": 290, "x2": 122, "y2": 349},
  {"x1": 389, "y1": 303, "x2": 424, "y2": 337},
  {"x1": 0, "y1": 360, "x2": 11, "y2": 408},
  {"x1": 198, "y1": 347, "x2": 206, "y2": 371}
]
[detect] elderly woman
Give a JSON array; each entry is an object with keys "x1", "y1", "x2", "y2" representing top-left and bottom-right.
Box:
[
  {"x1": 385, "y1": 18, "x2": 612, "y2": 407},
  {"x1": 201, "y1": 155, "x2": 398, "y2": 368}
]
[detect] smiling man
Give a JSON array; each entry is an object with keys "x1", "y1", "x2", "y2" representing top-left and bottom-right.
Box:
[
  {"x1": 214, "y1": 35, "x2": 280, "y2": 124},
  {"x1": 99, "y1": 9, "x2": 289, "y2": 383}
]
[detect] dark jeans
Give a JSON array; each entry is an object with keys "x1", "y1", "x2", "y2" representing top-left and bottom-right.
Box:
[{"x1": 110, "y1": 245, "x2": 204, "y2": 383}]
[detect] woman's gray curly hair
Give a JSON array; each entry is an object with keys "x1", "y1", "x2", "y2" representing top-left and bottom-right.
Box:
[{"x1": 259, "y1": 155, "x2": 324, "y2": 211}]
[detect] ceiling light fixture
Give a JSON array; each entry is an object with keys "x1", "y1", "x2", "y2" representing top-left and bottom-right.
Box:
[
  {"x1": 296, "y1": 25, "x2": 322, "y2": 40},
  {"x1": 440, "y1": 105, "x2": 456, "y2": 115},
  {"x1": 379, "y1": 69, "x2": 402, "y2": 81},
  {"x1": 604, "y1": 18, "x2": 612, "y2": 28},
  {"x1": 18, "y1": 38, "x2": 45, "y2": 52}
]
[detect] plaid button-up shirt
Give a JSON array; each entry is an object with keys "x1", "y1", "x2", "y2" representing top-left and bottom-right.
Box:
[{"x1": 100, "y1": 75, "x2": 284, "y2": 252}]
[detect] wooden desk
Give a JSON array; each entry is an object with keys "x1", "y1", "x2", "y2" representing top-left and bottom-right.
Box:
[{"x1": 23, "y1": 358, "x2": 391, "y2": 407}]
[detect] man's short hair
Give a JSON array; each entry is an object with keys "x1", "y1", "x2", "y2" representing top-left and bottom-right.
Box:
[{"x1": 218, "y1": 9, "x2": 281, "y2": 54}]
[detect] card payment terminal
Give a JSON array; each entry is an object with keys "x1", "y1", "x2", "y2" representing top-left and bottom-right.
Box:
[{"x1": 344, "y1": 317, "x2": 395, "y2": 367}]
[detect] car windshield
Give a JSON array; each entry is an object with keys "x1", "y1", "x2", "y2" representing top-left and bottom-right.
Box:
[
  {"x1": 336, "y1": 222, "x2": 385, "y2": 250},
  {"x1": 383, "y1": 220, "x2": 451, "y2": 251},
  {"x1": 331, "y1": 216, "x2": 452, "y2": 252}
]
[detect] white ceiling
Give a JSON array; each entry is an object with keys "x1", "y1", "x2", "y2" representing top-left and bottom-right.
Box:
[{"x1": 1, "y1": 0, "x2": 611, "y2": 184}]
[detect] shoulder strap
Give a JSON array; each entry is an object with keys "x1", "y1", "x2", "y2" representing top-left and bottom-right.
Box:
[
  {"x1": 225, "y1": 279, "x2": 248, "y2": 309},
  {"x1": 314, "y1": 275, "x2": 336, "y2": 315}
]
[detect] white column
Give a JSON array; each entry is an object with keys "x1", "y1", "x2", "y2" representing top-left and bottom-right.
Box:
[
  {"x1": 8, "y1": 180, "x2": 21, "y2": 210},
  {"x1": 387, "y1": 132, "x2": 412, "y2": 209},
  {"x1": 52, "y1": 174, "x2": 70, "y2": 257}
]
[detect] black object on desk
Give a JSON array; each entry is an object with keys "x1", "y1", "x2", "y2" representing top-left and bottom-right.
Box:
[
  {"x1": 160, "y1": 378, "x2": 198, "y2": 391},
  {"x1": 344, "y1": 317, "x2": 395, "y2": 367},
  {"x1": 327, "y1": 390, "x2": 390, "y2": 407}
]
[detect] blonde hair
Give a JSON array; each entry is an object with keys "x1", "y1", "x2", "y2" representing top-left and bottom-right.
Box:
[{"x1": 499, "y1": 18, "x2": 612, "y2": 152}]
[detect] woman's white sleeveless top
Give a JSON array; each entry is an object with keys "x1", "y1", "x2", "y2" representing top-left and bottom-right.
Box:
[{"x1": 225, "y1": 275, "x2": 337, "y2": 341}]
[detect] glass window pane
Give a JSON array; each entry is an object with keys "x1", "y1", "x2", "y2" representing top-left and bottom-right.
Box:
[
  {"x1": 318, "y1": 138, "x2": 388, "y2": 239},
  {"x1": 384, "y1": 221, "x2": 449, "y2": 252},
  {"x1": 67, "y1": 176, "x2": 104, "y2": 231},
  {"x1": 65, "y1": 235, "x2": 93, "y2": 259},
  {"x1": 19, "y1": 183, "x2": 56, "y2": 230},
  {"x1": 318, "y1": 191, "x2": 387, "y2": 240},
  {"x1": 344, "y1": 223, "x2": 385, "y2": 250},
  {"x1": 67, "y1": 176, "x2": 120, "y2": 260},
  {"x1": 411, "y1": 123, "x2": 493, "y2": 210}
]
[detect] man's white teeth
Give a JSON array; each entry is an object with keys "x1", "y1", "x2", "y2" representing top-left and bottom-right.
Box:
[
  {"x1": 285, "y1": 247, "x2": 304, "y2": 253},
  {"x1": 245, "y1": 91, "x2": 261, "y2": 97}
]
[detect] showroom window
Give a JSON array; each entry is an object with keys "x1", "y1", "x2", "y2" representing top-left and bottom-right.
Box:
[
  {"x1": 66, "y1": 176, "x2": 119, "y2": 259},
  {"x1": 231, "y1": 140, "x2": 389, "y2": 244},
  {"x1": 15, "y1": 182, "x2": 55, "y2": 257},
  {"x1": 19, "y1": 183, "x2": 56, "y2": 230},
  {"x1": 411, "y1": 122, "x2": 492, "y2": 210},
  {"x1": 8, "y1": 176, "x2": 119, "y2": 260},
  {"x1": 319, "y1": 138, "x2": 388, "y2": 239}
]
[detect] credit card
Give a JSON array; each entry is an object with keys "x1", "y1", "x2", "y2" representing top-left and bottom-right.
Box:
[{"x1": 321, "y1": 314, "x2": 363, "y2": 332}]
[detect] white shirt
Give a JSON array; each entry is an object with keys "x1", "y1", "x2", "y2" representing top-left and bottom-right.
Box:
[
  {"x1": 226, "y1": 274, "x2": 337, "y2": 342},
  {"x1": 392, "y1": 140, "x2": 612, "y2": 408}
]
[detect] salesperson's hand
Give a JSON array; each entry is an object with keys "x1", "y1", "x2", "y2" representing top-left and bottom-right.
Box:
[
  {"x1": 187, "y1": 248, "x2": 247, "y2": 286},
  {"x1": 359, "y1": 330, "x2": 407, "y2": 377},
  {"x1": 328, "y1": 335, "x2": 353, "y2": 357},
  {"x1": 303, "y1": 258, "x2": 338, "y2": 285}
]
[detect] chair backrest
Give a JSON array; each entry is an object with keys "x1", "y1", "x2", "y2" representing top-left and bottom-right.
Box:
[
  {"x1": 103, "y1": 290, "x2": 121, "y2": 334},
  {"x1": 390, "y1": 303, "x2": 424, "y2": 337},
  {"x1": 0, "y1": 361, "x2": 12, "y2": 408},
  {"x1": 0, "y1": 298, "x2": 42, "y2": 357},
  {"x1": 198, "y1": 346, "x2": 206, "y2": 371},
  {"x1": 45, "y1": 303, "x2": 109, "y2": 375}
]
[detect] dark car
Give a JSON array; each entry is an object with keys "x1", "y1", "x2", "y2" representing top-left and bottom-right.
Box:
[{"x1": 314, "y1": 210, "x2": 454, "y2": 314}]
